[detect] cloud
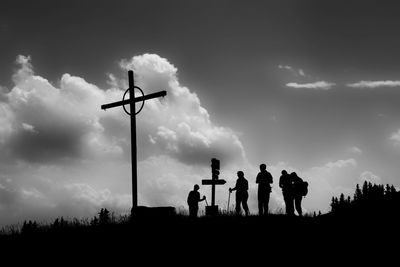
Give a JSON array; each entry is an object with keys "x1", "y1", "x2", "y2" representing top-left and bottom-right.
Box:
[
  {"x1": 0, "y1": 86, "x2": 8, "y2": 102},
  {"x1": 0, "y1": 53, "x2": 368, "y2": 224},
  {"x1": 348, "y1": 146, "x2": 363, "y2": 155},
  {"x1": 359, "y1": 171, "x2": 381, "y2": 184},
  {"x1": 12, "y1": 55, "x2": 33, "y2": 84},
  {"x1": 286, "y1": 81, "x2": 335, "y2": 90},
  {"x1": 278, "y1": 65, "x2": 306, "y2": 77},
  {"x1": 119, "y1": 53, "x2": 246, "y2": 165},
  {"x1": 346, "y1": 80, "x2": 400, "y2": 88},
  {"x1": 323, "y1": 158, "x2": 357, "y2": 169},
  {"x1": 2, "y1": 56, "x2": 123, "y2": 163},
  {"x1": 302, "y1": 158, "x2": 358, "y2": 212},
  {"x1": 390, "y1": 129, "x2": 400, "y2": 146},
  {"x1": 0, "y1": 176, "x2": 131, "y2": 226},
  {"x1": 0, "y1": 53, "x2": 247, "y2": 226},
  {"x1": 21, "y1": 123, "x2": 36, "y2": 133}
]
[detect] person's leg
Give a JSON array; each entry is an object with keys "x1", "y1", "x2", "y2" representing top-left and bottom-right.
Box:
[
  {"x1": 287, "y1": 194, "x2": 295, "y2": 216},
  {"x1": 236, "y1": 194, "x2": 241, "y2": 215},
  {"x1": 295, "y1": 196, "x2": 302, "y2": 216},
  {"x1": 258, "y1": 193, "x2": 263, "y2": 216},
  {"x1": 291, "y1": 195, "x2": 296, "y2": 216},
  {"x1": 265, "y1": 193, "x2": 270, "y2": 215},
  {"x1": 243, "y1": 193, "x2": 249, "y2": 216},
  {"x1": 189, "y1": 206, "x2": 196, "y2": 218},
  {"x1": 283, "y1": 193, "x2": 290, "y2": 214}
]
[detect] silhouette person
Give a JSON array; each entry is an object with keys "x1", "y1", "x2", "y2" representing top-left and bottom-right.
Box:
[
  {"x1": 256, "y1": 164, "x2": 273, "y2": 216},
  {"x1": 229, "y1": 171, "x2": 250, "y2": 216},
  {"x1": 187, "y1": 184, "x2": 206, "y2": 218},
  {"x1": 279, "y1": 170, "x2": 294, "y2": 216},
  {"x1": 291, "y1": 172, "x2": 304, "y2": 217}
]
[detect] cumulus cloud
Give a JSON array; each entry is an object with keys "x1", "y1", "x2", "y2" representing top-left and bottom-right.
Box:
[
  {"x1": 298, "y1": 158, "x2": 358, "y2": 212},
  {"x1": 0, "y1": 53, "x2": 247, "y2": 226},
  {"x1": 390, "y1": 129, "x2": 400, "y2": 146},
  {"x1": 0, "y1": 53, "x2": 366, "y2": 224},
  {"x1": 119, "y1": 53, "x2": 246, "y2": 165},
  {"x1": 0, "y1": 86, "x2": 8, "y2": 102},
  {"x1": 0, "y1": 55, "x2": 129, "y2": 164},
  {"x1": 347, "y1": 80, "x2": 400, "y2": 88},
  {"x1": 286, "y1": 81, "x2": 335, "y2": 90}
]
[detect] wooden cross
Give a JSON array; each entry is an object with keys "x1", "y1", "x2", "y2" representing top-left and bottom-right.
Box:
[{"x1": 101, "y1": 70, "x2": 166, "y2": 214}]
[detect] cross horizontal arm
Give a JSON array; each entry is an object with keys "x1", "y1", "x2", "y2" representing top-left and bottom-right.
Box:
[{"x1": 101, "y1": 90, "x2": 167, "y2": 110}]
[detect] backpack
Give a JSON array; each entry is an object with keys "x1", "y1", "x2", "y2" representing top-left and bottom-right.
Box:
[{"x1": 300, "y1": 181, "x2": 309, "y2": 197}]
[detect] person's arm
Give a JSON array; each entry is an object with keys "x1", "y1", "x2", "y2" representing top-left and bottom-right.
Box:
[
  {"x1": 230, "y1": 181, "x2": 238, "y2": 192},
  {"x1": 256, "y1": 173, "x2": 260, "y2": 184},
  {"x1": 279, "y1": 176, "x2": 283, "y2": 188},
  {"x1": 199, "y1": 195, "x2": 206, "y2": 202}
]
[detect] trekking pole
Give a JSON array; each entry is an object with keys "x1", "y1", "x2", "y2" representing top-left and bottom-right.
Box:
[
  {"x1": 205, "y1": 198, "x2": 209, "y2": 206},
  {"x1": 227, "y1": 189, "x2": 231, "y2": 214}
]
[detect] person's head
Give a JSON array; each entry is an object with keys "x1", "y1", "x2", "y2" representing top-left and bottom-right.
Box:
[
  {"x1": 194, "y1": 184, "x2": 200, "y2": 191},
  {"x1": 281, "y1": 170, "x2": 287, "y2": 175},
  {"x1": 290, "y1": 172, "x2": 297, "y2": 178},
  {"x1": 260, "y1": 164, "x2": 266, "y2": 171},
  {"x1": 237, "y1": 171, "x2": 244, "y2": 178}
]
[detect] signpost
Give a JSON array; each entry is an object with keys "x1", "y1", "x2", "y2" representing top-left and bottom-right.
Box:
[{"x1": 202, "y1": 158, "x2": 226, "y2": 216}]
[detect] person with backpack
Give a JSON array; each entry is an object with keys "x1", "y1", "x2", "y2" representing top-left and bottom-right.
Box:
[
  {"x1": 187, "y1": 184, "x2": 206, "y2": 218},
  {"x1": 256, "y1": 164, "x2": 273, "y2": 216},
  {"x1": 291, "y1": 172, "x2": 308, "y2": 217},
  {"x1": 229, "y1": 171, "x2": 250, "y2": 216},
  {"x1": 279, "y1": 170, "x2": 294, "y2": 216}
]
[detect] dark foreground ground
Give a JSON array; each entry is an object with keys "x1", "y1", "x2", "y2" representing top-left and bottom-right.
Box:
[{"x1": 0, "y1": 213, "x2": 398, "y2": 264}]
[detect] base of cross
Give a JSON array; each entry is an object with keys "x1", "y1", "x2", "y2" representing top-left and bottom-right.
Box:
[
  {"x1": 131, "y1": 206, "x2": 176, "y2": 218},
  {"x1": 205, "y1": 205, "x2": 219, "y2": 216}
]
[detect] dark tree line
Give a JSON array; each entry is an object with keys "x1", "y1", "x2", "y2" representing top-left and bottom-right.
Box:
[
  {"x1": 19, "y1": 208, "x2": 122, "y2": 235},
  {"x1": 330, "y1": 181, "x2": 399, "y2": 216}
]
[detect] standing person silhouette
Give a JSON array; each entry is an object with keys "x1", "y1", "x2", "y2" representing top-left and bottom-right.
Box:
[
  {"x1": 279, "y1": 170, "x2": 294, "y2": 216},
  {"x1": 229, "y1": 171, "x2": 250, "y2": 216},
  {"x1": 291, "y1": 172, "x2": 304, "y2": 217},
  {"x1": 187, "y1": 184, "x2": 206, "y2": 218},
  {"x1": 256, "y1": 164, "x2": 273, "y2": 216}
]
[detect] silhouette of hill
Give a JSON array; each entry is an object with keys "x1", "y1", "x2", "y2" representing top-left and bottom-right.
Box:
[
  {"x1": 1, "y1": 184, "x2": 399, "y2": 261},
  {"x1": 1, "y1": 209, "x2": 399, "y2": 261}
]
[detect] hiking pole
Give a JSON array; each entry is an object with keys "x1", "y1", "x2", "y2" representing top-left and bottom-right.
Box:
[
  {"x1": 227, "y1": 189, "x2": 231, "y2": 213},
  {"x1": 205, "y1": 198, "x2": 209, "y2": 206}
]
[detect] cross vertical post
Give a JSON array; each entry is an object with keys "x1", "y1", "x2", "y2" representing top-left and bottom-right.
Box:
[
  {"x1": 101, "y1": 70, "x2": 167, "y2": 216},
  {"x1": 128, "y1": 70, "x2": 138, "y2": 213}
]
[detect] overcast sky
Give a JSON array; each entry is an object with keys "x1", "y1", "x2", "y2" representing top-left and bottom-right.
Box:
[{"x1": 1, "y1": 0, "x2": 400, "y2": 226}]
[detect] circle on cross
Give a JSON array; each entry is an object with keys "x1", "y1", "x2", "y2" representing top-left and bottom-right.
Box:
[{"x1": 122, "y1": 86, "x2": 145, "y2": 115}]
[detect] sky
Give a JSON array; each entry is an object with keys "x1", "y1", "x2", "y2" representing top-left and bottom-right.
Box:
[{"x1": 1, "y1": 0, "x2": 400, "y2": 226}]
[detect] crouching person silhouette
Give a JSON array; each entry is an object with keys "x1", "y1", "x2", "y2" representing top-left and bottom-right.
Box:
[
  {"x1": 291, "y1": 172, "x2": 306, "y2": 217},
  {"x1": 229, "y1": 171, "x2": 250, "y2": 216},
  {"x1": 279, "y1": 170, "x2": 294, "y2": 216},
  {"x1": 187, "y1": 184, "x2": 206, "y2": 218}
]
